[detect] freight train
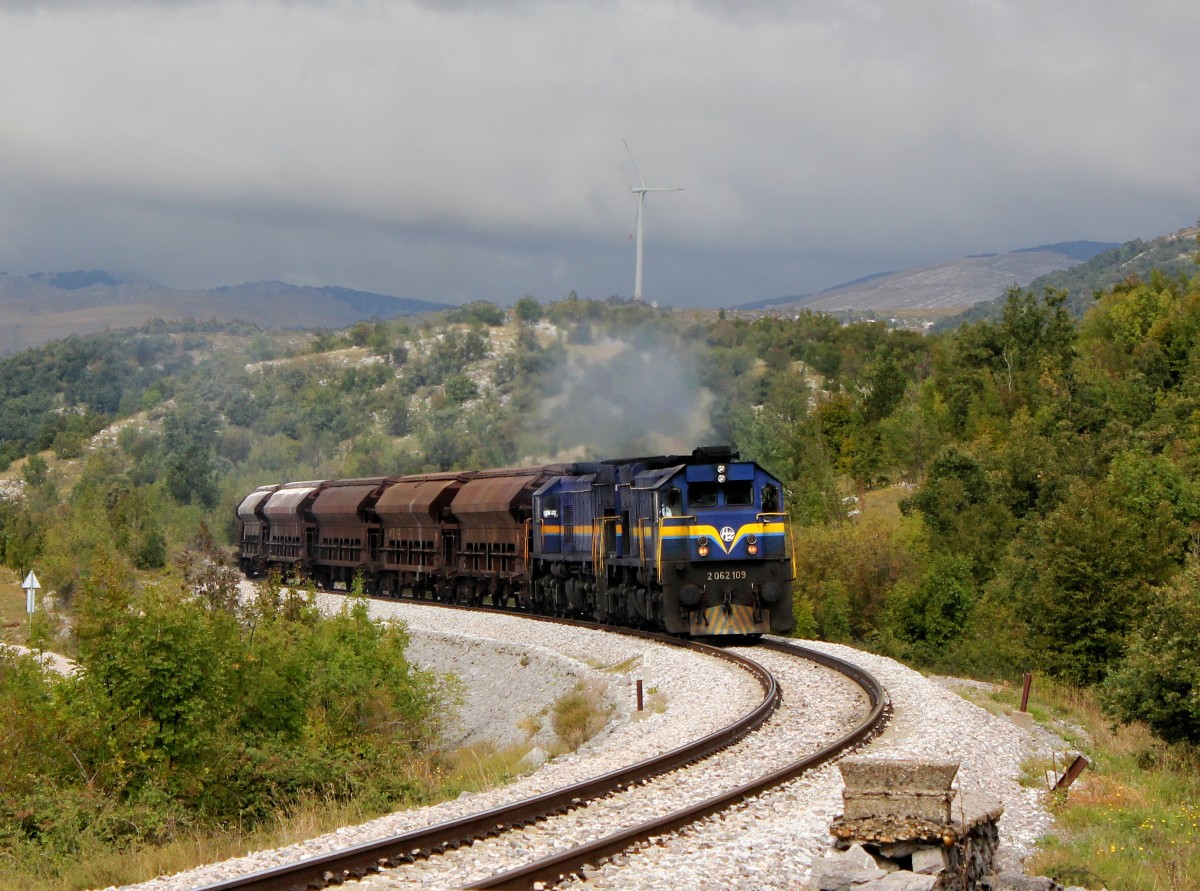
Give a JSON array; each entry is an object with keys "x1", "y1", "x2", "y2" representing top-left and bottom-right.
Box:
[{"x1": 236, "y1": 447, "x2": 794, "y2": 636}]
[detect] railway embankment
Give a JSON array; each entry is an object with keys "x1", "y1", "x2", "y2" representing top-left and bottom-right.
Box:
[{"x1": 100, "y1": 603, "x2": 1062, "y2": 891}]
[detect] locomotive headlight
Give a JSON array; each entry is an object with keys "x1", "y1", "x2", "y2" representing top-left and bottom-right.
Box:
[
  {"x1": 697, "y1": 539, "x2": 710, "y2": 557},
  {"x1": 746, "y1": 534, "x2": 758, "y2": 556},
  {"x1": 717, "y1": 474, "x2": 726, "y2": 483}
]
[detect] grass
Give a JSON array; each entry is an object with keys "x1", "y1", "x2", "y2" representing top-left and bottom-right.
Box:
[
  {"x1": 951, "y1": 673, "x2": 1200, "y2": 891},
  {"x1": 0, "y1": 793, "x2": 385, "y2": 891},
  {"x1": 550, "y1": 678, "x2": 612, "y2": 752},
  {"x1": 516, "y1": 713, "x2": 543, "y2": 737},
  {"x1": 0, "y1": 738, "x2": 543, "y2": 891},
  {"x1": 642, "y1": 683, "x2": 668, "y2": 715},
  {"x1": 585, "y1": 654, "x2": 642, "y2": 674},
  {"x1": 437, "y1": 741, "x2": 542, "y2": 797}
]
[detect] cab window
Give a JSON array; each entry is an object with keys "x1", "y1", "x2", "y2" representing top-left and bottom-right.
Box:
[
  {"x1": 663, "y1": 487, "x2": 683, "y2": 516},
  {"x1": 761, "y1": 484, "x2": 779, "y2": 512},
  {"x1": 725, "y1": 481, "x2": 753, "y2": 505},
  {"x1": 687, "y1": 482, "x2": 718, "y2": 508}
]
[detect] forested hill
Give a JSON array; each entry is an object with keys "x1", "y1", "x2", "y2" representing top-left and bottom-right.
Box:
[
  {"x1": 0, "y1": 270, "x2": 450, "y2": 356},
  {"x1": 4, "y1": 273, "x2": 1200, "y2": 754},
  {"x1": 938, "y1": 223, "x2": 1200, "y2": 329}
]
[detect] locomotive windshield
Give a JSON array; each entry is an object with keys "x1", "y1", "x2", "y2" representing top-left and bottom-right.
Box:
[{"x1": 687, "y1": 480, "x2": 754, "y2": 509}]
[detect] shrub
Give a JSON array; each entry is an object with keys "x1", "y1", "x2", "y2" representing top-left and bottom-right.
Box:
[
  {"x1": 1101, "y1": 560, "x2": 1200, "y2": 745},
  {"x1": 0, "y1": 571, "x2": 447, "y2": 876},
  {"x1": 551, "y1": 680, "x2": 611, "y2": 751}
]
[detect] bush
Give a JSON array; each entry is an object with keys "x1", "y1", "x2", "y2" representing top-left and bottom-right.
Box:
[
  {"x1": 1101, "y1": 560, "x2": 1200, "y2": 745},
  {"x1": 883, "y1": 554, "x2": 974, "y2": 662},
  {"x1": 0, "y1": 571, "x2": 447, "y2": 875}
]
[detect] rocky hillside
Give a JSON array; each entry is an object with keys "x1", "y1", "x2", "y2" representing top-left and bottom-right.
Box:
[
  {"x1": 943, "y1": 224, "x2": 1200, "y2": 328},
  {"x1": 0, "y1": 270, "x2": 450, "y2": 356},
  {"x1": 740, "y1": 241, "x2": 1119, "y2": 318}
]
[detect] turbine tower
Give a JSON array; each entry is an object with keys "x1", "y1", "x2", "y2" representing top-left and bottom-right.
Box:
[{"x1": 624, "y1": 140, "x2": 682, "y2": 302}]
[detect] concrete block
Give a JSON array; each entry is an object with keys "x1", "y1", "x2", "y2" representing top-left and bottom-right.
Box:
[
  {"x1": 839, "y1": 757, "x2": 959, "y2": 792},
  {"x1": 1010, "y1": 710, "x2": 1034, "y2": 730},
  {"x1": 841, "y1": 790, "x2": 955, "y2": 823},
  {"x1": 838, "y1": 758, "x2": 963, "y2": 824}
]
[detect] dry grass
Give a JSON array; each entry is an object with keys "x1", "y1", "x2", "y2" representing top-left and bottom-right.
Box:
[
  {"x1": 0, "y1": 566, "x2": 30, "y2": 644},
  {"x1": 516, "y1": 713, "x2": 543, "y2": 737},
  {"x1": 550, "y1": 679, "x2": 612, "y2": 752},
  {"x1": 585, "y1": 654, "x2": 642, "y2": 674},
  {"x1": 855, "y1": 483, "x2": 914, "y2": 516},
  {"x1": 439, "y1": 742, "x2": 537, "y2": 795},
  {"x1": 643, "y1": 684, "x2": 668, "y2": 715}
]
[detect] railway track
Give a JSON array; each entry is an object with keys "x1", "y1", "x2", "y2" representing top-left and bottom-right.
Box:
[
  {"x1": 462, "y1": 637, "x2": 887, "y2": 891},
  {"x1": 191, "y1": 605, "x2": 888, "y2": 891}
]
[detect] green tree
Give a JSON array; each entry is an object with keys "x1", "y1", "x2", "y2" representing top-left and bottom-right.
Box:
[
  {"x1": 901, "y1": 449, "x2": 1012, "y2": 581},
  {"x1": 22, "y1": 454, "x2": 49, "y2": 488},
  {"x1": 884, "y1": 553, "x2": 974, "y2": 662},
  {"x1": 514, "y1": 295, "x2": 543, "y2": 323},
  {"x1": 1012, "y1": 480, "x2": 1183, "y2": 685},
  {"x1": 444, "y1": 373, "x2": 480, "y2": 404},
  {"x1": 161, "y1": 399, "x2": 219, "y2": 507},
  {"x1": 1101, "y1": 560, "x2": 1200, "y2": 745},
  {"x1": 860, "y1": 354, "x2": 908, "y2": 423}
]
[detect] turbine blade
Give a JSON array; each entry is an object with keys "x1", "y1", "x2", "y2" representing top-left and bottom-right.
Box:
[{"x1": 623, "y1": 139, "x2": 646, "y2": 189}]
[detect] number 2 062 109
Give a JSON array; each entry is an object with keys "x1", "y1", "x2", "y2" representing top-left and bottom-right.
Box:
[{"x1": 706, "y1": 570, "x2": 747, "y2": 581}]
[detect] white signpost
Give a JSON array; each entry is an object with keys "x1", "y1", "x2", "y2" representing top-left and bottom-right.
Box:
[{"x1": 23, "y1": 570, "x2": 40, "y2": 627}]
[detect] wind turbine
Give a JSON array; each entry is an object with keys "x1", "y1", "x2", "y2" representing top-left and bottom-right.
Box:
[{"x1": 624, "y1": 140, "x2": 682, "y2": 302}]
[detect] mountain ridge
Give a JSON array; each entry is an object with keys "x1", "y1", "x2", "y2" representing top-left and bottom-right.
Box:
[
  {"x1": 940, "y1": 226, "x2": 1200, "y2": 328},
  {"x1": 0, "y1": 271, "x2": 451, "y2": 356},
  {"x1": 737, "y1": 240, "x2": 1120, "y2": 315}
]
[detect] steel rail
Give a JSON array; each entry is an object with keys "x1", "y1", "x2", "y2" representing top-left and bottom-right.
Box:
[
  {"x1": 191, "y1": 610, "x2": 780, "y2": 891},
  {"x1": 466, "y1": 637, "x2": 889, "y2": 890}
]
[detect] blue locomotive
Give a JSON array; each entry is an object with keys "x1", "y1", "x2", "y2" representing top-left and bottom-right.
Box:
[{"x1": 237, "y1": 446, "x2": 794, "y2": 637}]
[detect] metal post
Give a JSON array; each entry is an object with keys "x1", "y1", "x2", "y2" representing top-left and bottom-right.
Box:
[
  {"x1": 636, "y1": 679, "x2": 644, "y2": 712},
  {"x1": 1020, "y1": 672, "x2": 1033, "y2": 712},
  {"x1": 1054, "y1": 754, "x2": 1089, "y2": 791}
]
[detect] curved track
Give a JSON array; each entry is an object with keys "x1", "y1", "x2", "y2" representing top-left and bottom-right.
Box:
[
  {"x1": 467, "y1": 637, "x2": 888, "y2": 890},
  {"x1": 193, "y1": 618, "x2": 777, "y2": 891},
  {"x1": 191, "y1": 607, "x2": 887, "y2": 891}
]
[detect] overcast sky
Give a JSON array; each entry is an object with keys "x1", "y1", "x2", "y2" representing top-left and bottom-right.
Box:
[{"x1": 1, "y1": 1, "x2": 1198, "y2": 309}]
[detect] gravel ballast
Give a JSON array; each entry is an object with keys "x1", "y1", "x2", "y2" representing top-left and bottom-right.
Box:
[{"x1": 558, "y1": 638, "x2": 1058, "y2": 890}]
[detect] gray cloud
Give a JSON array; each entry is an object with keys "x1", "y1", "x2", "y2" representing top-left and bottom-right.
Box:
[{"x1": 1, "y1": 0, "x2": 1198, "y2": 308}]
